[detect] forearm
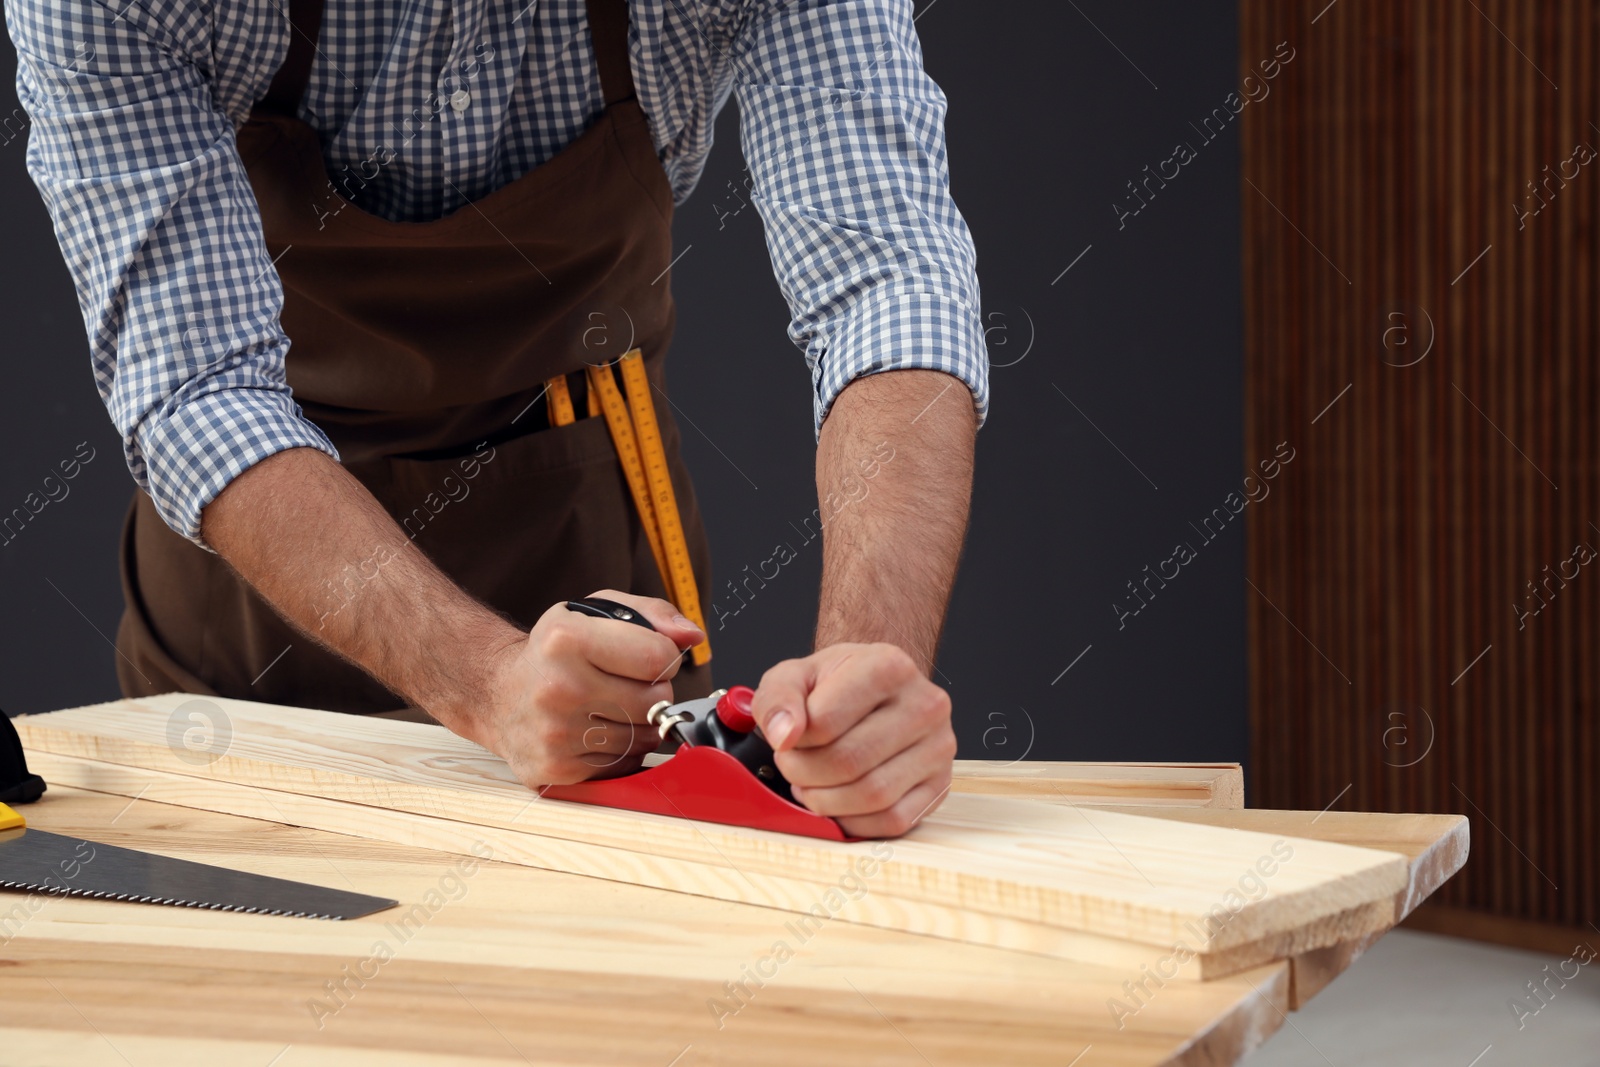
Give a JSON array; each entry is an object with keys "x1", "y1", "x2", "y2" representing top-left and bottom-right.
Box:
[
  {"x1": 199, "y1": 448, "x2": 521, "y2": 736},
  {"x1": 813, "y1": 370, "x2": 977, "y2": 672}
]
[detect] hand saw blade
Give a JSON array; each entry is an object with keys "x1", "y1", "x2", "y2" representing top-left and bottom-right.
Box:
[{"x1": 0, "y1": 827, "x2": 396, "y2": 920}]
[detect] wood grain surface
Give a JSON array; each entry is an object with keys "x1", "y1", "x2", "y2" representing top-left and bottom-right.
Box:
[
  {"x1": 25, "y1": 750, "x2": 1387, "y2": 983},
  {"x1": 0, "y1": 786, "x2": 1294, "y2": 1066},
  {"x1": 1092, "y1": 806, "x2": 1469, "y2": 1006},
  {"x1": 16, "y1": 696, "x2": 1411, "y2": 973}
]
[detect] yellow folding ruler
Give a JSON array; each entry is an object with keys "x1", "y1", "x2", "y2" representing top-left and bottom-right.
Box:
[{"x1": 545, "y1": 353, "x2": 710, "y2": 666}]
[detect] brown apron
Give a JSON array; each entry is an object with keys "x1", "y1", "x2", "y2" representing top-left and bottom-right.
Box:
[{"x1": 113, "y1": 0, "x2": 713, "y2": 713}]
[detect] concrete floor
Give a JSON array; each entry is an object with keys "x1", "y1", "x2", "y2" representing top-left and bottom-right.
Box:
[{"x1": 1249, "y1": 929, "x2": 1600, "y2": 1066}]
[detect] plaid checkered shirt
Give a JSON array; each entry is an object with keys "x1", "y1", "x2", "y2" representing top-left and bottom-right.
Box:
[{"x1": 7, "y1": 0, "x2": 986, "y2": 544}]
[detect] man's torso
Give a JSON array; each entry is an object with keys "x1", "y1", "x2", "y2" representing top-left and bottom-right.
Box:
[{"x1": 212, "y1": 0, "x2": 743, "y2": 222}]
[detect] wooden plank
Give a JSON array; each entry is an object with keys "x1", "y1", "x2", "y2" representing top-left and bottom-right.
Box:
[
  {"x1": 1093, "y1": 806, "x2": 1469, "y2": 1006},
  {"x1": 16, "y1": 695, "x2": 1411, "y2": 973},
  {"x1": 951, "y1": 760, "x2": 1244, "y2": 809},
  {"x1": 27, "y1": 750, "x2": 1391, "y2": 982},
  {"x1": 1, "y1": 785, "x2": 1295, "y2": 1066}
]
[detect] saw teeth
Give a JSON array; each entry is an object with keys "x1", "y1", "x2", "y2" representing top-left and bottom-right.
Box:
[{"x1": 1, "y1": 883, "x2": 324, "y2": 918}]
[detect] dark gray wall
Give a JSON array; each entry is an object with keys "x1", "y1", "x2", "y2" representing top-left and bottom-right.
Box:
[{"x1": 0, "y1": 3, "x2": 1244, "y2": 769}]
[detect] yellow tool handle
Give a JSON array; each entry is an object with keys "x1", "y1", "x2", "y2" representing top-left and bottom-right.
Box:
[
  {"x1": 0, "y1": 803, "x2": 25, "y2": 830},
  {"x1": 617, "y1": 352, "x2": 709, "y2": 666}
]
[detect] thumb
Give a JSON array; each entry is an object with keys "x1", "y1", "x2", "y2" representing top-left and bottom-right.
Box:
[{"x1": 750, "y1": 657, "x2": 814, "y2": 751}]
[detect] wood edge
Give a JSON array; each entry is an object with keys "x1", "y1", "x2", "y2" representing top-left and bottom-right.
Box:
[
  {"x1": 1286, "y1": 814, "x2": 1471, "y2": 1009},
  {"x1": 1166, "y1": 962, "x2": 1290, "y2": 1066},
  {"x1": 1200, "y1": 898, "x2": 1394, "y2": 981},
  {"x1": 1394, "y1": 815, "x2": 1470, "y2": 915},
  {"x1": 1189, "y1": 836, "x2": 1411, "y2": 954},
  {"x1": 951, "y1": 760, "x2": 1245, "y2": 812},
  {"x1": 952, "y1": 760, "x2": 1245, "y2": 776},
  {"x1": 1288, "y1": 936, "x2": 1376, "y2": 1011},
  {"x1": 1211, "y1": 765, "x2": 1246, "y2": 810},
  {"x1": 1087, "y1": 807, "x2": 1470, "y2": 863}
]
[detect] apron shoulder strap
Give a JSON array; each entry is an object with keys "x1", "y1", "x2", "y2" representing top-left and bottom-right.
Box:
[
  {"x1": 257, "y1": 0, "x2": 327, "y2": 117},
  {"x1": 585, "y1": 0, "x2": 638, "y2": 107}
]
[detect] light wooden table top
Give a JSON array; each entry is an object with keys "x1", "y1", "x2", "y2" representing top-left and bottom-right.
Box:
[{"x1": 1, "y1": 785, "x2": 1293, "y2": 1066}]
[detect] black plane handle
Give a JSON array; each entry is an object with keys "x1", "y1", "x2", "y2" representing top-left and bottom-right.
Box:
[
  {"x1": 564, "y1": 597, "x2": 658, "y2": 630},
  {"x1": 0, "y1": 711, "x2": 46, "y2": 805}
]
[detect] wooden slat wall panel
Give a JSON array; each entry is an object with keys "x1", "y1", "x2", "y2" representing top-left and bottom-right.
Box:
[{"x1": 1241, "y1": 0, "x2": 1596, "y2": 933}]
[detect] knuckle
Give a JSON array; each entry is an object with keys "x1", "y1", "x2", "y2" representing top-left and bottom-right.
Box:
[
  {"x1": 858, "y1": 774, "x2": 898, "y2": 812},
  {"x1": 541, "y1": 620, "x2": 578, "y2": 660},
  {"x1": 873, "y1": 643, "x2": 917, "y2": 680},
  {"x1": 916, "y1": 685, "x2": 952, "y2": 727},
  {"x1": 829, "y1": 743, "x2": 870, "y2": 784}
]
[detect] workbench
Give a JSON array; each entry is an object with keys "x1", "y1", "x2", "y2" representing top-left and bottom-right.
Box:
[{"x1": 0, "y1": 755, "x2": 1463, "y2": 1066}]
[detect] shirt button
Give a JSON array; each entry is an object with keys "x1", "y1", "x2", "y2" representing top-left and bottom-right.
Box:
[{"x1": 450, "y1": 89, "x2": 471, "y2": 112}]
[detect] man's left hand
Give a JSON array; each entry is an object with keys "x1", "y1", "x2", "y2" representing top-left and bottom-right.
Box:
[{"x1": 749, "y1": 642, "x2": 955, "y2": 838}]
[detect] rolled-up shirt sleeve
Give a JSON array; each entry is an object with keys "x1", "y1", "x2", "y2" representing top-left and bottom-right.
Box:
[
  {"x1": 731, "y1": 0, "x2": 987, "y2": 433},
  {"x1": 8, "y1": 0, "x2": 338, "y2": 547}
]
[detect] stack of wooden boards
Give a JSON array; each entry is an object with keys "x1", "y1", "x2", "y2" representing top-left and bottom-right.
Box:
[{"x1": 14, "y1": 694, "x2": 1467, "y2": 997}]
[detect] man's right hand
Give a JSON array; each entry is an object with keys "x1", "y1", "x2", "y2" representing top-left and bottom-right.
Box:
[
  {"x1": 200, "y1": 449, "x2": 704, "y2": 790},
  {"x1": 472, "y1": 590, "x2": 706, "y2": 787}
]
